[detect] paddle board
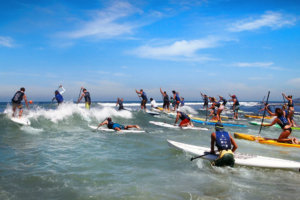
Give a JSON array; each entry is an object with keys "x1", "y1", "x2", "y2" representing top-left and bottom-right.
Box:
[
  {"x1": 89, "y1": 125, "x2": 145, "y2": 133},
  {"x1": 234, "y1": 132, "x2": 300, "y2": 148},
  {"x1": 149, "y1": 121, "x2": 208, "y2": 130},
  {"x1": 244, "y1": 114, "x2": 274, "y2": 119},
  {"x1": 191, "y1": 119, "x2": 247, "y2": 128},
  {"x1": 167, "y1": 140, "x2": 300, "y2": 170},
  {"x1": 11, "y1": 117, "x2": 31, "y2": 126},
  {"x1": 146, "y1": 110, "x2": 160, "y2": 116},
  {"x1": 249, "y1": 121, "x2": 300, "y2": 130}
]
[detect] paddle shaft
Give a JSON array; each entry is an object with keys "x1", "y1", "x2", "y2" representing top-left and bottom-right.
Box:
[
  {"x1": 258, "y1": 91, "x2": 270, "y2": 135},
  {"x1": 77, "y1": 88, "x2": 82, "y2": 103}
]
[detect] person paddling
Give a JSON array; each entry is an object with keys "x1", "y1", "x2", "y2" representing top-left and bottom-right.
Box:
[
  {"x1": 116, "y1": 98, "x2": 124, "y2": 110},
  {"x1": 172, "y1": 90, "x2": 181, "y2": 111},
  {"x1": 282, "y1": 93, "x2": 295, "y2": 127},
  {"x1": 262, "y1": 107, "x2": 299, "y2": 144},
  {"x1": 136, "y1": 89, "x2": 148, "y2": 111},
  {"x1": 229, "y1": 94, "x2": 240, "y2": 119},
  {"x1": 160, "y1": 88, "x2": 170, "y2": 111},
  {"x1": 52, "y1": 85, "x2": 65, "y2": 105},
  {"x1": 210, "y1": 122, "x2": 238, "y2": 167},
  {"x1": 77, "y1": 87, "x2": 91, "y2": 109},
  {"x1": 201, "y1": 93, "x2": 209, "y2": 109},
  {"x1": 11, "y1": 87, "x2": 29, "y2": 118},
  {"x1": 174, "y1": 110, "x2": 193, "y2": 127},
  {"x1": 97, "y1": 117, "x2": 140, "y2": 131}
]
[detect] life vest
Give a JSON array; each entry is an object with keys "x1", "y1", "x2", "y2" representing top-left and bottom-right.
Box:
[
  {"x1": 179, "y1": 112, "x2": 190, "y2": 121},
  {"x1": 141, "y1": 92, "x2": 148, "y2": 101},
  {"x1": 12, "y1": 91, "x2": 24, "y2": 104},
  {"x1": 84, "y1": 91, "x2": 91, "y2": 103},
  {"x1": 55, "y1": 92, "x2": 64, "y2": 103},
  {"x1": 215, "y1": 131, "x2": 231, "y2": 151}
]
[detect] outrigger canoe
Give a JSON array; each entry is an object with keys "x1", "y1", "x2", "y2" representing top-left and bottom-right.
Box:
[{"x1": 234, "y1": 132, "x2": 300, "y2": 148}]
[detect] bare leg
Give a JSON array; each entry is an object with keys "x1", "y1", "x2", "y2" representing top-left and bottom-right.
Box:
[
  {"x1": 277, "y1": 130, "x2": 293, "y2": 143},
  {"x1": 125, "y1": 125, "x2": 140, "y2": 129}
]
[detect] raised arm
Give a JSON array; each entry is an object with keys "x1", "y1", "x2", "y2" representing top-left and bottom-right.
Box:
[{"x1": 160, "y1": 88, "x2": 164, "y2": 95}]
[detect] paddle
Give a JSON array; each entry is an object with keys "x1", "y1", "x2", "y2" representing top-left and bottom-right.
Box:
[
  {"x1": 77, "y1": 88, "x2": 82, "y2": 104},
  {"x1": 258, "y1": 91, "x2": 270, "y2": 136},
  {"x1": 190, "y1": 152, "x2": 211, "y2": 161}
]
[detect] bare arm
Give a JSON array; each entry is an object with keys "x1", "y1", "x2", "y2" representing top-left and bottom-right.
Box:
[
  {"x1": 77, "y1": 93, "x2": 84, "y2": 103},
  {"x1": 263, "y1": 118, "x2": 278, "y2": 127},
  {"x1": 265, "y1": 106, "x2": 276, "y2": 116},
  {"x1": 230, "y1": 134, "x2": 238, "y2": 153},
  {"x1": 97, "y1": 120, "x2": 108, "y2": 129},
  {"x1": 210, "y1": 133, "x2": 216, "y2": 154},
  {"x1": 23, "y1": 94, "x2": 29, "y2": 109},
  {"x1": 174, "y1": 113, "x2": 180, "y2": 125},
  {"x1": 160, "y1": 88, "x2": 164, "y2": 95}
]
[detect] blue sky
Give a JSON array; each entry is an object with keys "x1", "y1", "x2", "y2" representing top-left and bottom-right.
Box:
[{"x1": 1, "y1": 0, "x2": 300, "y2": 102}]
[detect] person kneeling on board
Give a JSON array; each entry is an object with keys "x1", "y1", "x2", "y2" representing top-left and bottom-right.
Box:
[
  {"x1": 210, "y1": 122, "x2": 238, "y2": 167},
  {"x1": 97, "y1": 117, "x2": 140, "y2": 131},
  {"x1": 263, "y1": 107, "x2": 299, "y2": 144},
  {"x1": 150, "y1": 98, "x2": 158, "y2": 109},
  {"x1": 174, "y1": 110, "x2": 193, "y2": 127}
]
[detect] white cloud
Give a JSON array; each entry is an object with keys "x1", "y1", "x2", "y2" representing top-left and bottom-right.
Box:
[
  {"x1": 288, "y1": 78, "x2": 300, "y2": 85},
  {"x1": 61, "y1": 2, "x2": 142, "y2": 39},
  {"x1": 231, "y1": 62, "x2": 283, "y2": 70},
  {"x1": 229, "y1": 11, "x2": 296, "y2": 32},
  {"x1": 130, "y1": 36, "x2": 225, "y2": 61},
  {"x1": 0, "y1": 36, "x2": 14, "y2": 47}
]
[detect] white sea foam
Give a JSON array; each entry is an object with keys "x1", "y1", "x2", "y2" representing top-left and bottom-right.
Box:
[{"x1": 4, "y1": 102, "x2": 132, "y2": 123}]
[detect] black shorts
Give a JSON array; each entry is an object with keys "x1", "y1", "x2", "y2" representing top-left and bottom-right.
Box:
[
  {"x1": 141, "y1": 99, "x2": 147, "y2": 107},
  {"x1": 163, "y1": 101, "x2": 170, "y2": 108}
]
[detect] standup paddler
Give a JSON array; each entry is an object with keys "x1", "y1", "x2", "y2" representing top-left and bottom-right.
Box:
[
  {"x1": 97, "y1": 117, "x2": 140, "y2": 131},
  {"x1": 262, "y1": 107, "x2": 299, "y2": 144},
  {"x1": 135, "y1": 89, "x2": 148, "y2": 110},
  {"x1": 174, "y1": 110, "x2": 193, "y2": 127},
  {"x1": 201, "y1": 93, "x2": 208, "y2": 109},
  {"x1": 229, "y1": 94, "x2": 240, "y2": 120},
  {"x1": 210, "y1": 122, "x2": 238, "y2": 167},
  {"x1": 160, "y1": 88, "x2": 170, "y2": 111},
  {"x1": 11, "y1": 87, "x2": 29, "y2": 118},
  {"x1": 77, "y1": 87, "x2": 91, "y2": 109},
  {"x1": 52, "y1": 85, "x2": 65, "y2": 105},
  {"x1": 116, "y1": 98, "x2": 124, "y2": 110}
]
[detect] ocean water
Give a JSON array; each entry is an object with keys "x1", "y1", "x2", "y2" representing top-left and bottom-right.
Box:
[{"x1": 0, "y1": 101, "x2": 300, "y2": 200}]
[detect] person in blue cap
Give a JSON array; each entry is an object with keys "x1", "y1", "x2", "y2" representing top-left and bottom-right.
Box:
[{"x1": 210, "y1": 122, "x2": 238, "y2": 167}]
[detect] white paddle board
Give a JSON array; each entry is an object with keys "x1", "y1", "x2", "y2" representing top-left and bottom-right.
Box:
[
  {"x1": 11, "y1": 117, "x2": 31, "y2": 126},
  {"x1": 149, "y1": 121, "x2": 208, "y2": 131},
  {"x1": 167, "y1": 140, "x2": 300, "y2": 170},
  {"x1": 89, "y1": 125, "x2": 145, "y2": 133},
  {"x1": 146, "y1": 110, "x2": 160, "y2": 116}
]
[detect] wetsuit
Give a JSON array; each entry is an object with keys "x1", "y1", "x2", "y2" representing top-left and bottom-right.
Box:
[
  {"x1": 203, "y1": 96, "x2": 208, "y2": 107},
  {"x1": 141, "y1": 92, "x2": 148, "y2": 108},
  {"x1": 213, "y1": 131, "x2": 234, "y2": 167},
  {"x1": 84, "y1": 91, "x2": 91, "y2": 109},
  {"x1": 118, "y1": 99, "x2": 124, "y2": 110},
  {"x1": 163, "y1": 94, "x2": 170, "y2": 109},
  {"x1": 12, "y1": 91, "x2": 24, "y2": 109}
]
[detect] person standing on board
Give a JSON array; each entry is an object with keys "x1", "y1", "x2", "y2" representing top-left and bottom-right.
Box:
[
  {"x1": 116, "y1": 98, "x2": 124, "y2": 110},
  {"x1": 282, "y1": 93, "x2": 295, "y2": 127},
  {"x1": 160, "y1": 88, "x2": 170, "y2": 111},
  {"x1": 77, "y1": 87, "x2": 91, "y2": 109},
  {"x1": 11, "y1": 87, "x2": 29, "y2": 118},
  {"x1": 52, "y1": 85, "x2": 65, "y2": 105},
  {"x1": 262, "y1": 107, "x2": 299, "y2": 144},
  {"x1": 201, "y1": 93, "x2": 209, "y2": 109},
  {"x1": 210, "y1": 122, "x2": 238, "y2": 167},
  {"x1": 180, "y1": 97, "x2": 185, "y2": 107},
  {"x1": 230, "y1": 94, "x2": 240, "y2": 120},
  {"x1": 172, "y1": 90, "x2": 181, "y2": 111},
  {"x1": 208, "y1": 97, "x2": 219, "y2": 121},
  {"x1": 174, "y1": 110, "x2": 193, "y2": 127},
  {"x1": 135, "y1": 89, "x2": 148, "y2": 110},
  {"x1": 97, "y1": 117, "x2": 140, "y2": 131}
]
